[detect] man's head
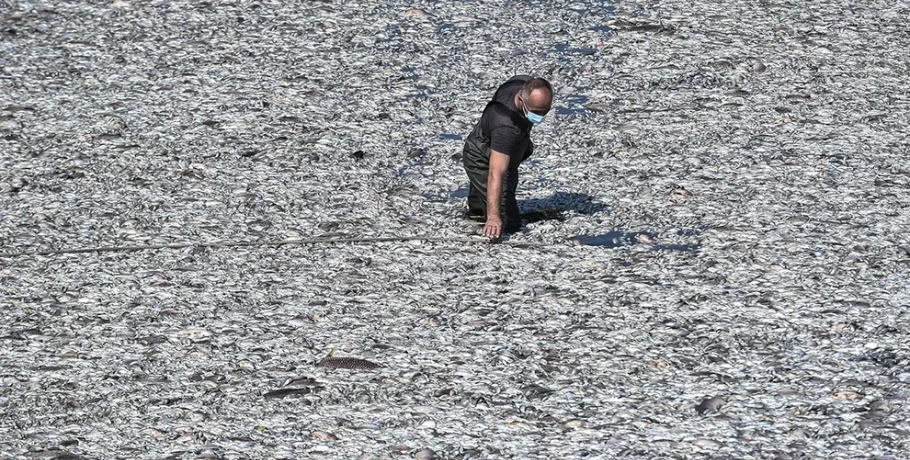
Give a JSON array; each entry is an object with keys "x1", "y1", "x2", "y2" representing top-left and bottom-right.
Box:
[{"x1": 518, "y1": 78, "x2": 553, "y2": 125}]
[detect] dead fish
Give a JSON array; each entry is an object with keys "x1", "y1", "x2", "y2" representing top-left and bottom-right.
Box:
[
  {"x1": 283, "y1": 376, "x2": 319, "y2": 387},
  {"x1": 8, "y1": 176, "x2": 28, "y2": 193},
  {"x1": 178, "y1": 166, "x2": 206, "y2": 179},
  {"x1": 403, "y1": 8, "x2": 432, "y2": 19},
  {"x1": 407, "y1": 147, "x2": 427, "y2": 158},
  {"x1": 833, "y1": 390, "x2": 862, "y2": 400},
  {"x1": 522, "y1": 384, "x2": 555, "y2": 400},
  {"x1": 263, "y1": 387, "x2": 317, "y2": 399},
  {"x1": 695, "y1": 395, "x2": 725, "y2": 415},
  {"x1": 2, "y1": 104, "x2": 35, "y2": 112},
  {"x1": 415, "y1": 448, "x2": 437, "y2": 460},
  {"x1": 308, "y1": 430, "x2": 339, "y2": 441},
  {"x1": 317, "y1": 355, "x2": 381, "y2": 370},
  {"x1": 749, "y1": 59, "x2": 767, "y2": 73},
  {"x1": 669, "y1": 185, "x2": 693, "y2": 199},
  {"x1": 610, "y1": 18, "x2": 673, "y2": 34},
  {"x1": 110, "y1": 119, "x2": 127, "y2": 131},
  {"x1": 785, "y1": 93, "x2": 811, "y2": 101},
  {"x1": 85, "y1": 132, "x2": 121, "y2": 141},
  {"x1": 24, "y1": 451, "x2": 84, "y2": 460},
  {"x1": 693, "y1": 438, "x2": 723, "y2": 449}
]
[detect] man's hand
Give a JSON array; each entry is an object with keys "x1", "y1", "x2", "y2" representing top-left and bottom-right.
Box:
[
  {"x1": 484, "y1": 150, "x2": 510, "y2": 239},
  {"x1": 483, "y1": 215, "x2": 503, "y2": 238}
]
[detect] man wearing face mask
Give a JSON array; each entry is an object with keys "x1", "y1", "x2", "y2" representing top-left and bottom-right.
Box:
[{"x1": 462, "y1": 75, "x2": 553, "y2": 238}]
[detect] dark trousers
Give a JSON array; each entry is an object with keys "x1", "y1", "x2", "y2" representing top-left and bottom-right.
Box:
[
  {"x1": 461, "y1": 123, "x2": 532, "y2": 233},
  {"x1": 464, "y1": 164, "x2": 522, "y2": 232}
]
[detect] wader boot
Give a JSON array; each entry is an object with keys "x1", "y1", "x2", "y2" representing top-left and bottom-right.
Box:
[{"x1": 461, "y1": 122, "x2": 532, "y2": 233}]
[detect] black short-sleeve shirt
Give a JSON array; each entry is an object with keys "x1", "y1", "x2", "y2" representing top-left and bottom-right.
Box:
[{"x1": 480, "y1": 75, "x2": 533, "y2": 158}]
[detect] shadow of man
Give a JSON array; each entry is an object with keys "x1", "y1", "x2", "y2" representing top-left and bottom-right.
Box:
[{"x1": 518, "y1": 192, "x2": 609, "y2": 224}]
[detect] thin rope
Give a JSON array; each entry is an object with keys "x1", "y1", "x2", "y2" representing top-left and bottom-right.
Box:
[{"x1": 0, "y1": 235, "x2": 553, "y2": 258}]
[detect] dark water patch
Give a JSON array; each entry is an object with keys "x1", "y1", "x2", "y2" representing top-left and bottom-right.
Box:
[
  {"x1": 402, "y1": 67, "x2": 419, "y2": 80},
  {"x1": 556, "y1": 93, "x2": 591, "y2": 117},
  {"x1": 440, "y1": 133, "x2": 462, "y2": 141},
  {"x1": 676, "y1": 227, "x2": 707, "y2": 237},
  {"x1": 572, "y1": 231, "x2": 656, "y2": 248},
  {"x1": 437, "y1": 23, "x2": 454, "y2": 34},
  {"x1": 450, "y1": 185, "x2": 470, "y2": 199},
  {"x1": 409, "y1": 84, "x2": 429, "y2": 99},
  {"x1": 385, "y1": 67, "x2": 428, "y2": 100},
  {"x1": 520, "y1": 192, "x2": 609, "y2": 215},
  {"x1": 522, "y1": 209, "x2": 566, "y2": 224},
  {"x1": 374, "y1": 23, "x2": 410, "y2": 52},
  {"x1": 573, "y1": 231, "x2": 700, "y2": 251},
  {"x1": 555, "y1": 44, "x2": 598, "y2": 55},
  {"x1": 589, "y1": 24, "x2": 612, "y2": 34},
  {"x1": 462, "y1": 211, "x2": 486, "y2": 223}
]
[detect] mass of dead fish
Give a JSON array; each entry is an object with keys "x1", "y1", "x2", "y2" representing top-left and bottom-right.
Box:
[{"x1": 1, "y1": 0, "x2": 909, "y2": 458}]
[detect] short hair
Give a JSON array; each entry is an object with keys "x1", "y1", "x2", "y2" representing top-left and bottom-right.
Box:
[{"x1": 521, "y1": 78, "x2": 553, "y2": 100}]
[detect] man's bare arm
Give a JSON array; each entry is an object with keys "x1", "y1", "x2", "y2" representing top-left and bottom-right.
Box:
[{"x1": 483, "y1": 150, "x2": 510, "y2": 238}]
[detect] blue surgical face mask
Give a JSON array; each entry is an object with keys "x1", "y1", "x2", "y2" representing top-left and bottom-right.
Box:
[
  {"x1": 527, "y1": 111, "x2": 546, "y2": 125},
  {"x1": 521, "y1": 97, "x2": 546, "y2": 125}
]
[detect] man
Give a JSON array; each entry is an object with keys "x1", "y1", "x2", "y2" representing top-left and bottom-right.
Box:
[{"x1": 462, "y1": 75, "x2": 553, "y2": 238}]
